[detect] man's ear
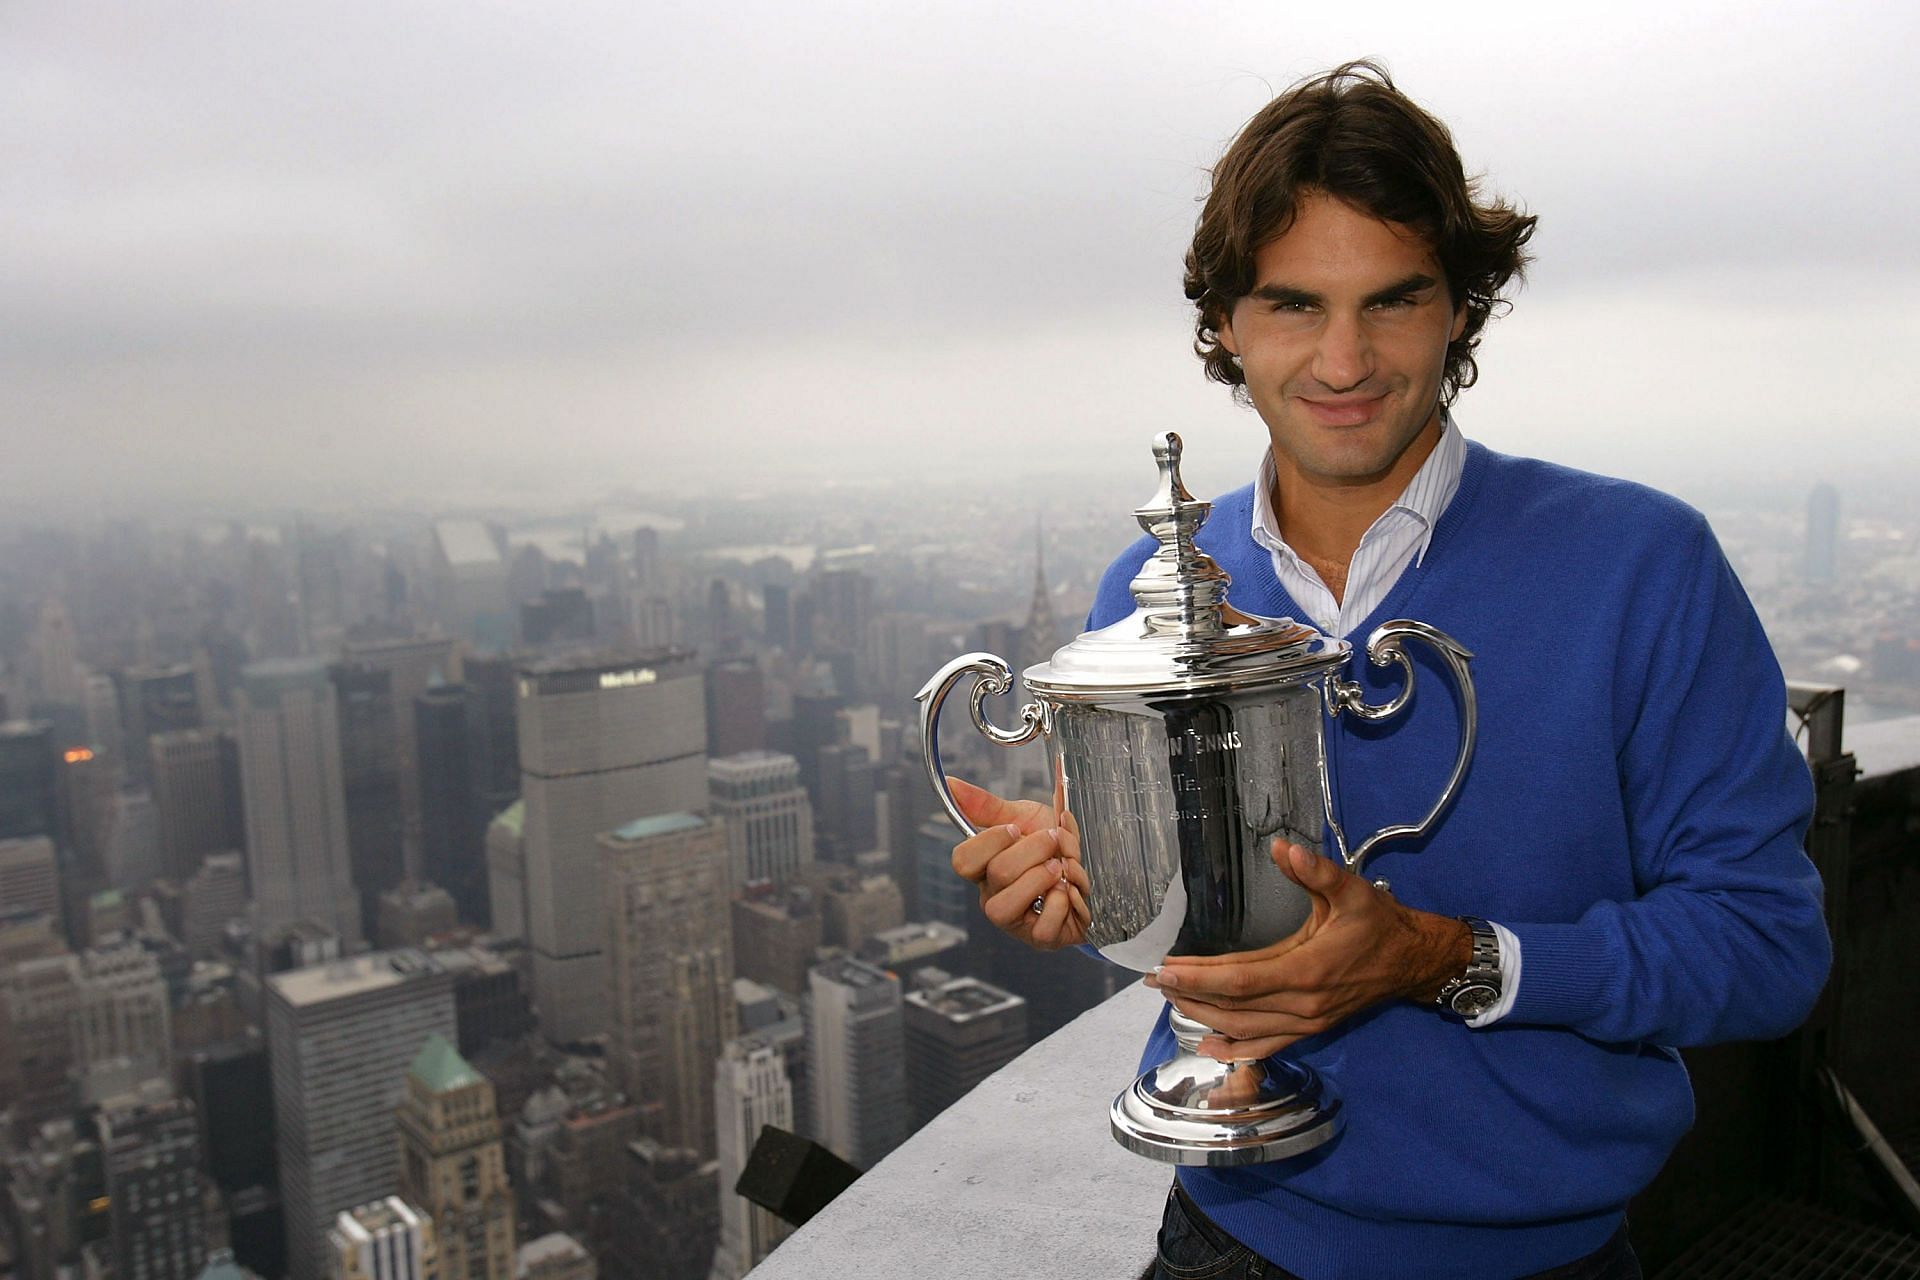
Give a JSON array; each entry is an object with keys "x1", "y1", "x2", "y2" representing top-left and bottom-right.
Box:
[
  {"x1": 1449, "y1": 300, "x2": 1468, "y2": 344},
  {"x1": 1216, "y1": 308, "x2": 1240, "y2": 358}
]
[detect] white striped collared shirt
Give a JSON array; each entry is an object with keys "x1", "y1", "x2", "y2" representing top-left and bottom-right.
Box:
[
  {"x1": 1249, "y1": 412, "x2": 1521, "y2": 1027},
  {"x1": 1249, "y1": 411, "x2": 1466, "y2": 639}
]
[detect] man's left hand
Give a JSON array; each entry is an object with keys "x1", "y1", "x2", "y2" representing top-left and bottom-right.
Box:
[{"x1": 1145, "y1": 841, "x2": 1472, "y2": 1060}]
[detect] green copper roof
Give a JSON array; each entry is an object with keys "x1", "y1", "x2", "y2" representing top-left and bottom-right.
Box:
[
  {"x1": 407, "y1": 1033, "x2": 482, "y2": 1093},
  {"x1": 610, "y1": 812, "x2": 706, "y2": 841},
  {"x1": 492, "y1": 800, "x2": 524, "y2": 838}
]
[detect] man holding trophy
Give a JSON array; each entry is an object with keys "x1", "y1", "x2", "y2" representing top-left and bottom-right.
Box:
[{"x1": 935, "y1": 62, "x2": 1831, "y2": 1280}]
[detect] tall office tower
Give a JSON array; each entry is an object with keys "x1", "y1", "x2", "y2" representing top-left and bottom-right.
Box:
[
  {"x1": 902, "y1": 975, "x2": 1027, "y2": 1130},
  {"x1": 865, "y1": 613, "x2": 930, "y2": 705},
  {"x1": 760, "y1": 583, "x2": 791, "y2": 651},
  {"x1": 415, "y1": 686, "x2": 487, "y2": 926},
  {"x1": 328, "y1": 1198, "x2": 439, "y2": 1280},
  {"x1": 703, "y1": 659, "x2": 765, "y2": 758},
  {"x1": 437, "y1": 946, "x2": 534, "y2": 1057},
  {"x1": 618, "y1": 1141, "x2": 718, "y2": 1280},
  {"x1": 914, "y1": 816, "x2": 972, "y2": 931},
  {"x1": 814, "y1": 742, "x2": 876, "y2": 860},
  {"x1": 0, "y1": 835, "x2": 63, "y2": 933},
  {"x1": 151, "y1": 728, "x2": 243, "y2": 883},
  {"x1": 294, "y1": 532, "x2": 349, "y2": 659},
  {"x1": 631, "y1": 527, "x2": 662, "y2": 591},
  {"x1": 516, "y1": 651, "x2": 706, "y2": 1044},
  {"x1": 805, "y1": 957, "x2": 908, "y2": 1169},
  {"x1": 1806, "y1": 482, "x2": 1841, "y2": 584},
  {"x1": 878, "y1": 763, "x2": 932, "y2": 914},
  {"x1": 84, "y1": 671, "x2": 126, "y2": 765},
  {"x1": 236, "y1": 661, "x2": 361, "y2": 944},
  {"x1": 185, "y1": 1034, "x2": 284, "y2": 1278},
  {"x1": 729, "y1": 884, "x2": 821, "y2": 998},
  {"x1": 808, "y1": 865, "x2": 905, "y2": 954},
  {"x1": 0, "y1": 719, "x2": 62, "y2": 845},
  {"x1": 705, "y1": 578, "x2": 738, "y2": 655},
  {"x1": 599, "y1": 814, "x2": 736, "y2": 1156},
  {"x1": 810, "y1": 569, "x2": 873, "y2": 663},
  {"x1": 482, "y1": 803, "x2": 525, "y2": 943},
  {"x1": 458, "y1": 656, "x2": 519, "y2": 821},
  {"x1": 629, "y1": 594, "x2": 675, "y2": 650},
  {"x1": 104, "y1": 787, "x2": 160, "y2": 891},
  {"x1": 707, "y1": 751, "x2": 814, "y2": 889},
  {"x1": 334, "y1": 675, "x2": 411, "y2": 833},
  {"x1": 117, "y1": 665, "x2": 202, "y2": 787},
  {"x1": 520, "y1": 590, "x2": 596, "y2": 650},
  {"x1": 29, "y1": 599, "x2": 87, "y2": 708},
  {"x1": 266, "y1": 951, "x2": 457, "y2": 1280},
  {"x1": 97, "y1": 1089, "x2": 209, "y2": 1280},
  {"x1": 432, "y1": 521, "x2": 512, "y2": 655},
  {"x1": 969, "y1": 906, "x2": 1127, "y2": 1043},
  {"x1": 515, "y1": 1235, "x2": 593, "y2": 1280},
  {"x1": 710, "y1": 1037, "x2": 795, "y2": 1280},
  {"x1": 71, "y1": 941, "x2": 173, "y2": 1086},
  {"x1": 1015, "y1": 526, "x2": 1060, "y2": 698},
  {"x1": 395, "y1": 1035, "x2": 516, "y2": 1280},
  {"x1": 62, "y1": 745, "x2": 117, "y2": 890},
  {"x1": 0, "y1": 953, "x2": 81, "y2": 1130},
  {"x1": 180, "y1": 852, "x2": 249, "y2": 958},
  {"x1": 342, "y1": 635, "x2": 464, "y2": 871},
  {"x1": 786, "y1": 689, "x2": 842, "y2": 800}
]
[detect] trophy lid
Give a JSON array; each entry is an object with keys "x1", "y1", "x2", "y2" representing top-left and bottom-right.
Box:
[{"x1": 1023, "y1": 432, "x2": 1349, "y2": 698}]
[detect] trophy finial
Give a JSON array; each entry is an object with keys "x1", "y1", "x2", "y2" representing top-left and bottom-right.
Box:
[{"x1": 1131, "y1": 432, "x2": 1231, "y2": 633}]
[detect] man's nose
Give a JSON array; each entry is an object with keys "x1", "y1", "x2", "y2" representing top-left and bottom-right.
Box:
[{"x1": 1312, "y1": 312, "x2": 1374, "y2": 391}]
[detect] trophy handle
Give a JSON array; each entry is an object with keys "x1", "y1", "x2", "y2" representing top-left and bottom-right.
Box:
[
  {"x1": 1325, "y1": 620, "x2": 1477, "y2": 876},
  {"x1": 914, "y1": 652, "x2": 1047, "y2": 837}
]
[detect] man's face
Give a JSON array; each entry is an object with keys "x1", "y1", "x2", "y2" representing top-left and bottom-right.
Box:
[{"x1": 1219, "y1": 191, "x2": 1467, "y2": 490}]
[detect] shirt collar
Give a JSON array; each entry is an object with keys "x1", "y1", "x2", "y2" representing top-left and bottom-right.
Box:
[{"x1": 1250, "y1": 410, "x2": 1466, "y2": 568}]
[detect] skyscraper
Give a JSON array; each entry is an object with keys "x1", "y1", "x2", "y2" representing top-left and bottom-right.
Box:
[
  {"x1": 516, "y1": 651, "x2": 706, "y2": 1044},
  {"x1": 71, "y1": 940, "x2": 173, "y2": 1088},
  {"x1": 236, "y1": 661, "x2": 360, "y2": 944},
  {"x1": 482, "y1": 802, "x2": 525, "y2": 944},
  {"x1": 340, "y1": 634, "x2": 464, "y2": 874},
  {"x1": 710, "y1": 1037, "x2": 794, "y2": 1280},
  {"x1": 0, "y1": 719, "x2": 62, "y2": 846},
  {"x1": 414, "y1": 686, "x2": 487, "y2": 926},
  {"x1": 0, "y1": 835, "x2": 63, "y2": 934},
  {"x1": 707, "y1": 751, "x2": 814, "y2": 889},
  {"x1": 330, "y1": 662, "x2": 404, "y2": 935},
  {"x1": 97, "y1": 1088, "x2": 209, "y2": 1280},
  {"x1": 116, "y1": 665, "x2": 201, "y2": 787},
  {"x1": 599, "y1": 813, "x2": 735, "y2": 1157},
  {"x1": 266, "y1": 951, "x2": 457, "y2": 1280},
  {"x1": 805, "y1": 957, "x2": 908, "y2": 1169},
  {"x1": 703, "y1": 658, "x2": 766, "y2": 759},
  {"x1": 914, "y1": 816, "x2": 972, "y2": 932},
  {"x1": 151, "y1": 728, "x2": 243, "y2": 883},
  {"x1": 395, "y1": 1035, "x2": 515, "y2": 1280},
  {"x1": 813, "y1": 742, "x2": 876, "y2": 861},
  {"x1": 901, "y1": 975, "x2": 1027, "y2": 1130}
]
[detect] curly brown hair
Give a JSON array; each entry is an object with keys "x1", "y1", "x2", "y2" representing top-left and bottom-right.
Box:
[{"x1": 1185, "y1": 60, "x2": 1537, "y2": 404}]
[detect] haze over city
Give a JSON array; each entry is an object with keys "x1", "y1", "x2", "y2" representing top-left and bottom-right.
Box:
[{"x1": 5, "y1": 0, "x2": 1918, "y2": 521}]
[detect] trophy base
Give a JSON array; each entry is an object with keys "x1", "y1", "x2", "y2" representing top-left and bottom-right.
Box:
[{"x1": 1109, "y1": 1048, "x2": 1343, "y2": 1166}]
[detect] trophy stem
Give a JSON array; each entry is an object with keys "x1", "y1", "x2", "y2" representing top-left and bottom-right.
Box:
[{"x1": 1110, "y1": 1015, "x2": 1343, "y2": 1166}]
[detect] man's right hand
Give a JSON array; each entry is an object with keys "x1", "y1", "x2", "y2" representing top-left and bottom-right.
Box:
[{"x1": 947, "y1": 775, "x2": 1092, "y2": 951}]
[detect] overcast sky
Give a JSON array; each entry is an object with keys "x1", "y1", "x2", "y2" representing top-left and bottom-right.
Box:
[{"x1": 4, "y1": 0, "x2": 1917, "y2": 521}]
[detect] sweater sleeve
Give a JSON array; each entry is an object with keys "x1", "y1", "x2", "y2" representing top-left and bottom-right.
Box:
[{"x1": 1503, "y1": 515, "x2": 1831, "y2": 1046}]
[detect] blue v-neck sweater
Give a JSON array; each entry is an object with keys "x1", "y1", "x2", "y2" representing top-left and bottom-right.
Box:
[{"x1": 1087, "y1": 442, "x2": 1830, "y2": 1280}]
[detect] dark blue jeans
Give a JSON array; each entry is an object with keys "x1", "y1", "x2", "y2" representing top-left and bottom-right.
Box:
[{"x1": 1151, "y1": 1181, "x2": 1644, "y2": 1280}]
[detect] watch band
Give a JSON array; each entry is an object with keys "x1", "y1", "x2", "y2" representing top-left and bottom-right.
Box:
[{"x1": 1435, "y1": 916, "x2": 1503, "y2": 1022}]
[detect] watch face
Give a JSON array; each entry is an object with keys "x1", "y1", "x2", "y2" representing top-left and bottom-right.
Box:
[{"x1": 1449, "y1": 983, "x2": 1499, "y2": 1019}]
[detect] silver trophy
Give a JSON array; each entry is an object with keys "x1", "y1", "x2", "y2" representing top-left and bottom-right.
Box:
[{"x1": 915, "y1": 432, "x2": 1476, "y2": 1166}]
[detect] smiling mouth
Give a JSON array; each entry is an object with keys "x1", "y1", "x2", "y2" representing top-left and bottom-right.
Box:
[{"x1": 1298, "y1": 395, "x2": 1386, "y2": 427}]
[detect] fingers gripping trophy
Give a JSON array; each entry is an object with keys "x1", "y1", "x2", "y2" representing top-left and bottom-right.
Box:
[{"x1": 915, "y1": 431, "x2": 1477, "y2": 1166}]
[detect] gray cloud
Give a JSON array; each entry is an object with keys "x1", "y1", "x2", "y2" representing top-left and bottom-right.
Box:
[{"x1": 3, "y1": 0, "x2": 1917, "y2": 515}]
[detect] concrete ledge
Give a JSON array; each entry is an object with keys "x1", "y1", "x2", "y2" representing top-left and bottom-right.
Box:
[{"x1": 749, "y1": 983, "x2": 1169, "y2": 1279}]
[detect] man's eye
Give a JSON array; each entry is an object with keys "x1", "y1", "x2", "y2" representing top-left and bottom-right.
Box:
[{"x1": 1370, "y1": 296, "x2": 1416, "y2": 311}]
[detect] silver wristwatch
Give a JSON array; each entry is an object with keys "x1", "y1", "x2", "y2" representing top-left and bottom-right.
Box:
[{"x1": 1435, "y1": 916, "x2": 1503, "y2": 1022}]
